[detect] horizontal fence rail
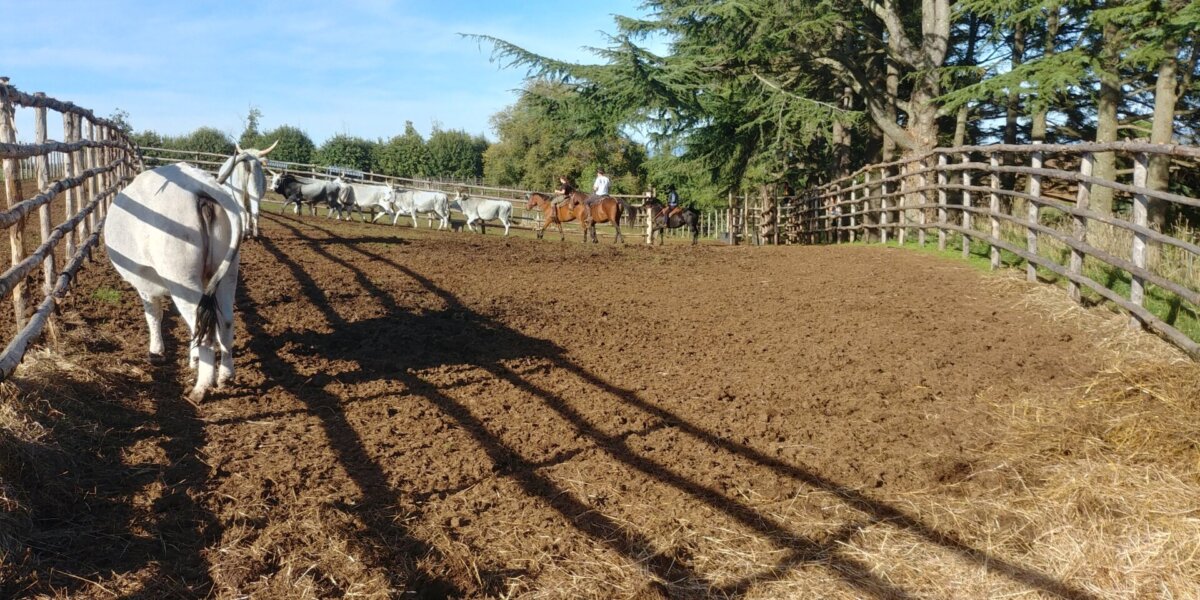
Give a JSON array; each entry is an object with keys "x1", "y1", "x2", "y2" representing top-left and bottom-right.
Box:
[
  {"x1": 773, "y1": 142, "x2": 1200, "y2": 358},
  {"x1": 0, "y1": 77, "x2": 141, "y2": 381}
]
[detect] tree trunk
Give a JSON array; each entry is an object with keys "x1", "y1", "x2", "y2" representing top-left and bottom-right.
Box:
[
  {"x1": 1147, "y1": 38, "x2": 1178, "y2": 230},
  {"x1": 854, "y1": 0, "x2": 950, "y2": 154},
  {"x1": 882, "y1": 59, "x2": 900, "y2": 161},
  {"x1": 1003, "y1": 22, "x2": 1025, "y2": 200},
  {"x1": 954, "y1": 13, "x2": 981, "y2": 147},
  {"x1": 837, "y1": 87, "x2": 853, "y2": 175},
  {"x1": 1092, "y1": 19, "x2": 1122, "y2": 215},
  {"x1": 1030, "y1": 8, "x2": 1059, "y2": 144},
  {"x1": 1004, "y1": 23, "x2": 1025, "y2": 147}
]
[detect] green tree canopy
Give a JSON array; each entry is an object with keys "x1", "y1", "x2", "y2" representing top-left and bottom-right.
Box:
[
  {"x1": 316, "y1": 134, "x2": 375, "y2": 171},
  {"x1": 259, "y1": 125, "x2": 315, "y2": 164},
  {"x1": 426, "y1": 127, "x2": 488, "y2": 180},
  {"x1": 373, "y1": 121, "x2": 430, "y2": 177},
  {"x1": 482, "y1": 80, "x2": 647, "y2": 194},
  {"x1": 238, "y1": 107, "x2": 263, "y2": 149},
  {"x1": 174, "y1": 127, "x2": 234, "y2": 155}
]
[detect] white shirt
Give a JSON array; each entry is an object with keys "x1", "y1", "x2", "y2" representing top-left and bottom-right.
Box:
[{"x1": 592, "y1": 173, "x2": 611, "y2": 195}]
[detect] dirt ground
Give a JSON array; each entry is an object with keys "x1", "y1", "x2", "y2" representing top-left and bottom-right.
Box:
[{"x1": 0, "y1": 208, "x2": 1187, "y2": 599}]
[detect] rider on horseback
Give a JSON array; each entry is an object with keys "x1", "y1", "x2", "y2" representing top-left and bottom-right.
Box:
[
  {"x1": 552, "y1": 175, "x2": 575, "y2": 212},
  {"x1": 658, "y1": 184, "x2": 680, "y2": 225}
]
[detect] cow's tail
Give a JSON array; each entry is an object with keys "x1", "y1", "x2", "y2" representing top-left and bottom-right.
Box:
[{"x1": 194, "y1": 172, "x2": 245, "y2": 348}]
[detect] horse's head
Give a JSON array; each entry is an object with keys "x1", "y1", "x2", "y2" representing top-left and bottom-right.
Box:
[{"x1": 529, "y1": 192, "x2": 555, "y2": 210}]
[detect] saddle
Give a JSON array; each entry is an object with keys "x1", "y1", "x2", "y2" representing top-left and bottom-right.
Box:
[
  {"x1": 583, "y1": 194, "x2": 606, "y2": 206},
  {"x1": 657, "y1": 205, "x2": 683, "y2": 221}
]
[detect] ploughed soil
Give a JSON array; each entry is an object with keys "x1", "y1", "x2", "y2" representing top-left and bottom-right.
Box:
[{"x1": 1, "y1": 209, "x2": 1126, "y2": 598}]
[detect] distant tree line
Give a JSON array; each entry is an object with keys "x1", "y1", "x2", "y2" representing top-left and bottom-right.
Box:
[{"x1": 119, "y1": 107, "x2": 491, "y2": 182}]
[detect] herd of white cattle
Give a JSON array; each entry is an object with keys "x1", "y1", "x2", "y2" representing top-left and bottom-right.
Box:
[{"x1": 103, "y1": 143, "x2": 515, "y2": 401}]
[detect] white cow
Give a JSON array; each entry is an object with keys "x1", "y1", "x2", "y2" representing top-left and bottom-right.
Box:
[
  {"x1": 333, "y1": 180, "x2": 396, "y2": 222},
  {"x1": 105, "y1": 160, "x2": 246, "y2": 402},
  {"x1": 220, "y1": 140, "x2": 277, "y2": 239},
  {"x1": 392, "y1": 188, "x2": 451, "y2": 229},
  {"x1": 454, "y1": 191, "x2": 513, "y2": 235}
]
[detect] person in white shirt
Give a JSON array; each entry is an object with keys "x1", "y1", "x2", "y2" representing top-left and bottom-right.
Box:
[{"x1": 592, "y1": 168, "x2": 611, "y2": 197}]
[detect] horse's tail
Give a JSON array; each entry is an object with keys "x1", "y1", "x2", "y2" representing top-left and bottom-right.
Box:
[{"x1": 618, "y1": 198, "x2": 633, "y2": 226}]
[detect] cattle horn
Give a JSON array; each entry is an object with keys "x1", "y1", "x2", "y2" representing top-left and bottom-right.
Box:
[
  {"x1": 217, "y1": 153, "x2": 252, "y2": 185},
  {"x1": 259, "y1": 139, "x2": 279, "y2": 157},
  {"x1": 235, "y1": 143, "x2": 243, "y2": 154}
]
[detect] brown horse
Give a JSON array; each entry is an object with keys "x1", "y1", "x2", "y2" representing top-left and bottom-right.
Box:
[
  {"x1": 560, "y1": 188, "x2": 625, "y2": 244},
  {"x1": 525, "y1": 192, "x2": 580, "y2": 241},
  {"x1": 526, "y1": 190, "x2": 626, "y2": 243}
]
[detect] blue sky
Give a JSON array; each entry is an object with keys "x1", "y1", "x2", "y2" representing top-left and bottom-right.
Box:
[{"x1": 2, "y1": 0, "x2": 666, "y2": 144}]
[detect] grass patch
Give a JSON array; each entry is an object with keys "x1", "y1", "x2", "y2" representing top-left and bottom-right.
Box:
[{"x1": 90, "y1": 287, "x2": 121, "y2": 304}]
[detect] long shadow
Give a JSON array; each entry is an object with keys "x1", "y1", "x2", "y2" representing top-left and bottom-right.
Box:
[
  {"x1": 374, "y1": 240, "x2": 1093, "y2": 600},
  {"x1": 236, "y1": 235, "x2": 461, "y2": 598},
  {"x1": 3, "y1": 295, "x2": 220, "y2": 598},
  {"x1": 250, "y1": 213, "x2": 1096, "y2": 598},
  {"x1": 127, "y1": 313, "x2": 223, "y2": 599},
  {"x1": 260, "y1": 217, "x2": 912, "y2": 597}
]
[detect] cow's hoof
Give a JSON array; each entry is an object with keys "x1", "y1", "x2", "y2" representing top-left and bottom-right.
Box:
[
  {"x1": 148, "y1": 352, "x2": 166, "y2": 366},
  {"x1": 187, "y1": 388, "x2": 207, "y2": 405}
]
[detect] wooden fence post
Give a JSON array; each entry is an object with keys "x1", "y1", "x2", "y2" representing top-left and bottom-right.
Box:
[
  {"x1": 989, "y1": 152, "x2": 1001, "y2": 270},
  {"x1": 848, "y1": 180, "x2": 858, "y2": 243},
  {"x1": 830, "y1": 184, "x2": 839, "y2": 244},
  {"x1": 918, "y1": 158, "x2": 928, "y2": 246},
  {"x1": 937, "y1": 153, "x2": 948, "y2": 251},
  {"x1": 1130, "y1": 153, "x2": 1149, "y2": 329},
  {"x1": 84, "y1": 120, "x2": 97, "y2": 238},
  {"x1": 1068, "y1": 153, "x2": 1093, "y2": 303},
  {"x1": 898, "y1": 162, "x2": 908, "y2": 246},
  {"x1": 100, "y1": 125, "x2": 112, "y2": 219},
  {"x1": 728, "y1": 191, "x2": 737, "y2": 246},
  {"x1": 880, "y1": 166, "x2": 890, "y2": 244},
  {"x1": 62, "y1": 112, "x2": 77, "y2": 259},
  {"x1": 32, "y1": 95, "x2": 58, "y2": 345},
  {"x1": 1027, "y1": 145, "x2": 1043, "y2": 282},
  {"x1": 0, "y1": 78, "x2": 28, "y2": 328},
  {"x1": 961, "y1": 152, "x2": 972, "y2": 259},
  {"x1": 645, "y1": 203, "x2": 653, "y2": 245},
  {"x1": 861, "y1": 171, "x2": 872, "y2": 243},
  {"x1": 774, "y1": 201, "x2": 781, "y2": 245}
]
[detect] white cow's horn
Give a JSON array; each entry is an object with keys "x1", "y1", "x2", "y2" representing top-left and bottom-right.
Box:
[{"x1": 259, "y1": 139, "x2": 280, "y2": 157}]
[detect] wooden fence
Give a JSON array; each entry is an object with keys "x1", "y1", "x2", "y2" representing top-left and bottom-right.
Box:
[
  {"x1": 774, "y1": 142, "x2": 1200, "y2": 358},
  {"x1": 0, "y1": 77, "x2": 141, "y2": 380}
]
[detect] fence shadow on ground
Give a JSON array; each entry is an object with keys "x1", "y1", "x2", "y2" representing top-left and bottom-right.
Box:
[
  {"x1": 224, "y1": 212, "x2": 1097, "y2": 599},
  {"x1": 1, "y1": 307, "x2": 221, "y2": 598}
]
